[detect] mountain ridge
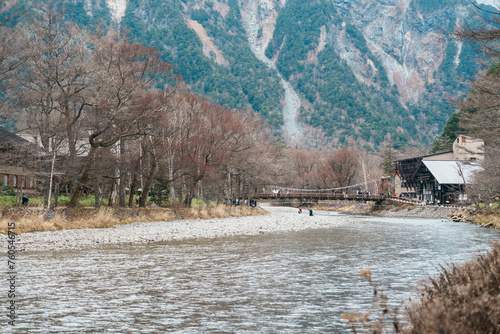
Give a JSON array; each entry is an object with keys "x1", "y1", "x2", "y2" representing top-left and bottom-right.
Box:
[{"x1": 68, "y1": 0, "x2": 483, "y2": 149}]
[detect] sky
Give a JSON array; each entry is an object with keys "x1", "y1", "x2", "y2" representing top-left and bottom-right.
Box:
[{"x1": 476, "y1": 0, "x2": 499, "y2": 8}]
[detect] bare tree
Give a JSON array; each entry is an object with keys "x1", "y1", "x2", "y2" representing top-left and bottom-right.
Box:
[
  {"x1": 454, "y1": 2, "x2": 500, "y2": 203},
  {"x1": 14, "y1": 5, "x2": 94, "y2": 206},
  {"x1": 323, "y1": 148, "x2": 359, "y2": 188},
  {"x1": 68, "y1": 35, "x2": 176, "y2": 207},
  {"x1": 288, "y1": 150, "x2": 319, "y2": 189},
  {"x1": 0, "y1": 0, "x2": 27, "y2": 126}
]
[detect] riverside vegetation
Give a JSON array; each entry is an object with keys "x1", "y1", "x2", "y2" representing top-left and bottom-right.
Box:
[
  {"x1": 343, "y1": 240, "x2": 500, "y2": 333},
  {"x1": 0, "y1": 195, "x2": 266, "y2": 234}
]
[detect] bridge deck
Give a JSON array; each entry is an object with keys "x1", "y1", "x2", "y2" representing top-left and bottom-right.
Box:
[{"x1": 253, "y1": 193, "x2": 385, "y2": 201}]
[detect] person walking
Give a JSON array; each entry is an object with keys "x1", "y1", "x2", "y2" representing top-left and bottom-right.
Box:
[{"x1": 22, "y1": 194, "x2": 29, "y2": 207}]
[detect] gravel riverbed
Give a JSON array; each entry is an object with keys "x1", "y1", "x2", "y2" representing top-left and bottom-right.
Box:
[{"x1": 3, "y1": 204, "x2": 354, "y2": 252}]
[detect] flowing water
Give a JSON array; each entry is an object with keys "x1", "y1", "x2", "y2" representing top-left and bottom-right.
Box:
[{"x1": 7, "y1": 215, "x2": 499, "y2": 333}]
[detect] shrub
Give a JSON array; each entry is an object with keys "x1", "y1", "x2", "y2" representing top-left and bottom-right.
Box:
[
  {"x1": 404, "y1": 241, "x2": 500, "y2": 333},
  {"x1": 344, "y1": 242, "x2": 500, "y2": 333},
  {"x1": 191, "y1": 198, "x2": 205, "y2": 207},
  {"x1": 0, "y1": 196, "x2": 16, "y2": 207}
]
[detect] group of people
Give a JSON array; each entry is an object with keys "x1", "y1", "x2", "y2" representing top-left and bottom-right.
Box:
[
  {"x1": 229, "y1": 198, "x2": 258, "y2": 208},
  {"x1": 298, "y1": 208, "x2": 313, "y2": 216}
]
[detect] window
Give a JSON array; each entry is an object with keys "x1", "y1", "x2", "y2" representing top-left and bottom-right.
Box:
[
  {"x1": 13, "y1": 175, "x2": 17, "y2": 187},
  {"x1": 3, "y1": 175, "x2": 7, "y2": 186}
]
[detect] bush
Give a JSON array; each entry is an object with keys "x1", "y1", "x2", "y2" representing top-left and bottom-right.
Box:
[
  {"x1": 191, "y1": 198, "x2": 205, "y2": 207},
  {"x1": 0, "y1": 195, "x2": 101, "y2": 208},
  {"x1": 0, "y1": 195, "x2": 16, "y2": 207},
  {"x1": 404, "y1": 241, "x2": 500, "y2": 333},
  {"x1": 345, "y1": 241, "x2": 500, "y2": 333}
]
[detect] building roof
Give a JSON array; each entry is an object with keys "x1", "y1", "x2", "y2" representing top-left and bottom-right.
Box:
[
  {"x1": 422, "y1": 160, "x2": 483, "y2": 184},
  {"x1": 0, "y1": 127, "x2": 28, "y2": 144},
  {"x1": 395, "y1": 150, "x2": 453, "y2": 163}
]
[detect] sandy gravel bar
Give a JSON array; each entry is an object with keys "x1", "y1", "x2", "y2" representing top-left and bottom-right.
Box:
[{"x1": 2, "y1": 204, "x2": 353, "y2": 252}]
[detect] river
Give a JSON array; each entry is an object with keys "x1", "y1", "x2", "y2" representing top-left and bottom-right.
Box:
[{"x1": 7, "y1": 214, "x2": 499, "y2": 333}]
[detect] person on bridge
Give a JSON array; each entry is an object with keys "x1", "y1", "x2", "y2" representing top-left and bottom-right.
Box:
[
  {"x1": 298, "y1": 208, "x2": 302, "y2": 214},
  {"x1": 308, "y1": 208, "x2": 313, "y2": 216}
]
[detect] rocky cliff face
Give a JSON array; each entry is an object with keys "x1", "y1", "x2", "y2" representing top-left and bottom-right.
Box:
[
  {"x1": 235, "y1": 0, "x2": 477, "y2": 147},
  {"x1": 343, "y1": 0, "x2": 466, "y2": 103},
  {"x1": 238, "y1": 0, "x2": 465, "y2": 104},
  {"x1": 82, "y1": 0, "x2": 478, "y2": 148}
]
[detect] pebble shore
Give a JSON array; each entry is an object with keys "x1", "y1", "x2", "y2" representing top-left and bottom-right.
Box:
[{"x1": 3, "y1": 204, "x2": 353, "y2": 252}]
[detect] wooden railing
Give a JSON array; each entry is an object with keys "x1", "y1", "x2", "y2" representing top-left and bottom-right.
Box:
[{"x1": 253, "y1": 192, "x2": 386, "y2": 201}]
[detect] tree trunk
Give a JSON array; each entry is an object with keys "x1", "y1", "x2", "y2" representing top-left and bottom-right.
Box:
[
  {"x1": 16, "y1": 176, "x2": 25, "y2": 208},
  {"x1": 128, "y1": 174, "x2": 138, "y2": 207},
  {"x1": 183, "y1": 179, "x2": 199, "y2": 207},
  {"x1": 108, "y1": 179, "x2": 116, "y2": 207},
  {"x1": 118, "y1": 139, "x2": 126, "y2": 207},
  {"x1": 46, "y1": 150, "x2": 57, "y2": 210},
  {"x1": 42, "y1": 175, "x2": 51, "y2": 207},
  {"x1": 168, "y1": 155, "x2": 176, "y2": 200},
  {"x1": 118, "y1": 171, "x2": 126, "y2": 207},
  {"x1": 68, "y1": 171, "x2": 89, "y2": 207},
  {"x1": 54, "y1": 182, "x2": 60, "y2": 207},
  {"x1": 140, "y1": 162, "x2": 157, "y2": 208},
  {"x1": 94, "y1": 178, "x2": 101, "y2": 207}
]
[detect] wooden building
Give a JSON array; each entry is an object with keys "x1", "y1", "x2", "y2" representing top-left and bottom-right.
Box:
[
  {"x1": 395, "y1": 135, "x2": 484, "y2": 204},
  {"x1": 0, "y1": 127, "x2": 38, "y2": 195}
]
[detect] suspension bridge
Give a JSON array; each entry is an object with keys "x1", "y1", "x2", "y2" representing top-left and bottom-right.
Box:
[
  {"x1": 253, "y1": 191, "x2": 385, "y2": 202},
  {"x1": 251, "y1": 177, "x2": 425, "y2": 206}
]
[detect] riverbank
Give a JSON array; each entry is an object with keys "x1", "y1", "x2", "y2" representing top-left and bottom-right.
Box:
[
  {"x1": 313, "y1": 201, "x2": 500, "y2": 227},
  {"x1": 0, "y1": 204, "x2": 266, "y2": 234},
  {"x1": 312, "y1": 201, "x2": 456, "y2": 219},
  {"x1": 1, "y1": 204, "x2": 352, "y2": 252}
]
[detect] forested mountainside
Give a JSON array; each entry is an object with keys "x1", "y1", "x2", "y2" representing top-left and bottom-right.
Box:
[{"x1": 43, "y1": 0, "x2": 487, "y2": 149}]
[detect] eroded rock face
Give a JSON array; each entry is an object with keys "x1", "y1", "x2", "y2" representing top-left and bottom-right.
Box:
[
  {"x1": 101, "y1": 0, "x2": 465, "y2": 105},
  {"x1": 107, "y1": 0, "x2": 127, "y2": 23},
  {"x1": 239, "y1": 0, "x2": 283, "y2": 59},
  {"x1": 342, "y1": 0, "x2": 452, "y2": 103},
  {"x1": 238, "y1": 0, "x2": 465, "y2": 104}
]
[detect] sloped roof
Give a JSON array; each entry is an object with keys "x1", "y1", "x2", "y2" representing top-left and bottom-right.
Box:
[
  {"x1": 0, "y1": 127, "x2": 28, "y2": 144},
  {"x1": 423, "y1": 160, "x2": 483, "y2": 184}
]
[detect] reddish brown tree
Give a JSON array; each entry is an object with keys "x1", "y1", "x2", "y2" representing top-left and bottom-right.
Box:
[{"x1": 323, "y1": 148, "x2": 359, "y2": 188}]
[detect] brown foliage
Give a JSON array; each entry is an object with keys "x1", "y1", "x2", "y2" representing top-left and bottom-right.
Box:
[
  {"x1": 404, "y1": 241, "x2": 500, "y2": 334},
  {"x1": 324, "y1": 148, "x2": 359, "y2": 188},
  {"x1": 342, "y1": 268, "x2": 402, "y2": 334},
  {"x1": 344, "y1": 241, "x2": 500, "y2": 333},
  {"x1": 0, "y1": 205, "x2": 267, "y2": 234}
]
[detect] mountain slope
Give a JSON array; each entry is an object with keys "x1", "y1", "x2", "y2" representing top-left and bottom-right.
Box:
[{"x1": 61, "y1": 0, "x2": 483, "y2": 148}]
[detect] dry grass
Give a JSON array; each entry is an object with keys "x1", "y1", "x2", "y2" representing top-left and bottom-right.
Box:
[
  {"x1": 343, "y1": 242, "x2": 500, "y2": 333},
  {"x1": 404, "y1": 241, "x2": 500, "y2": 333},
  {"x1": 0, "y1": 208, "x2": 122, "y2": 234},
  {"x1": 0, "y1": 205, "x2": 267, "y2": 234},
  {"x1": 335, "y1": 204, "x2": 359, "y2": 213},
  {"x1": 450, "y1": 207, "x2": 500, "y2": 228},
  {"x1": 472, "y1": 212, "x2": 500, "y2": 228},
  {"x1": 181, "y1": 204, "x2": 267, "y2": 220},
  {"x1": 342, "y1": 268, "x2": 403, "y2": 333}
]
